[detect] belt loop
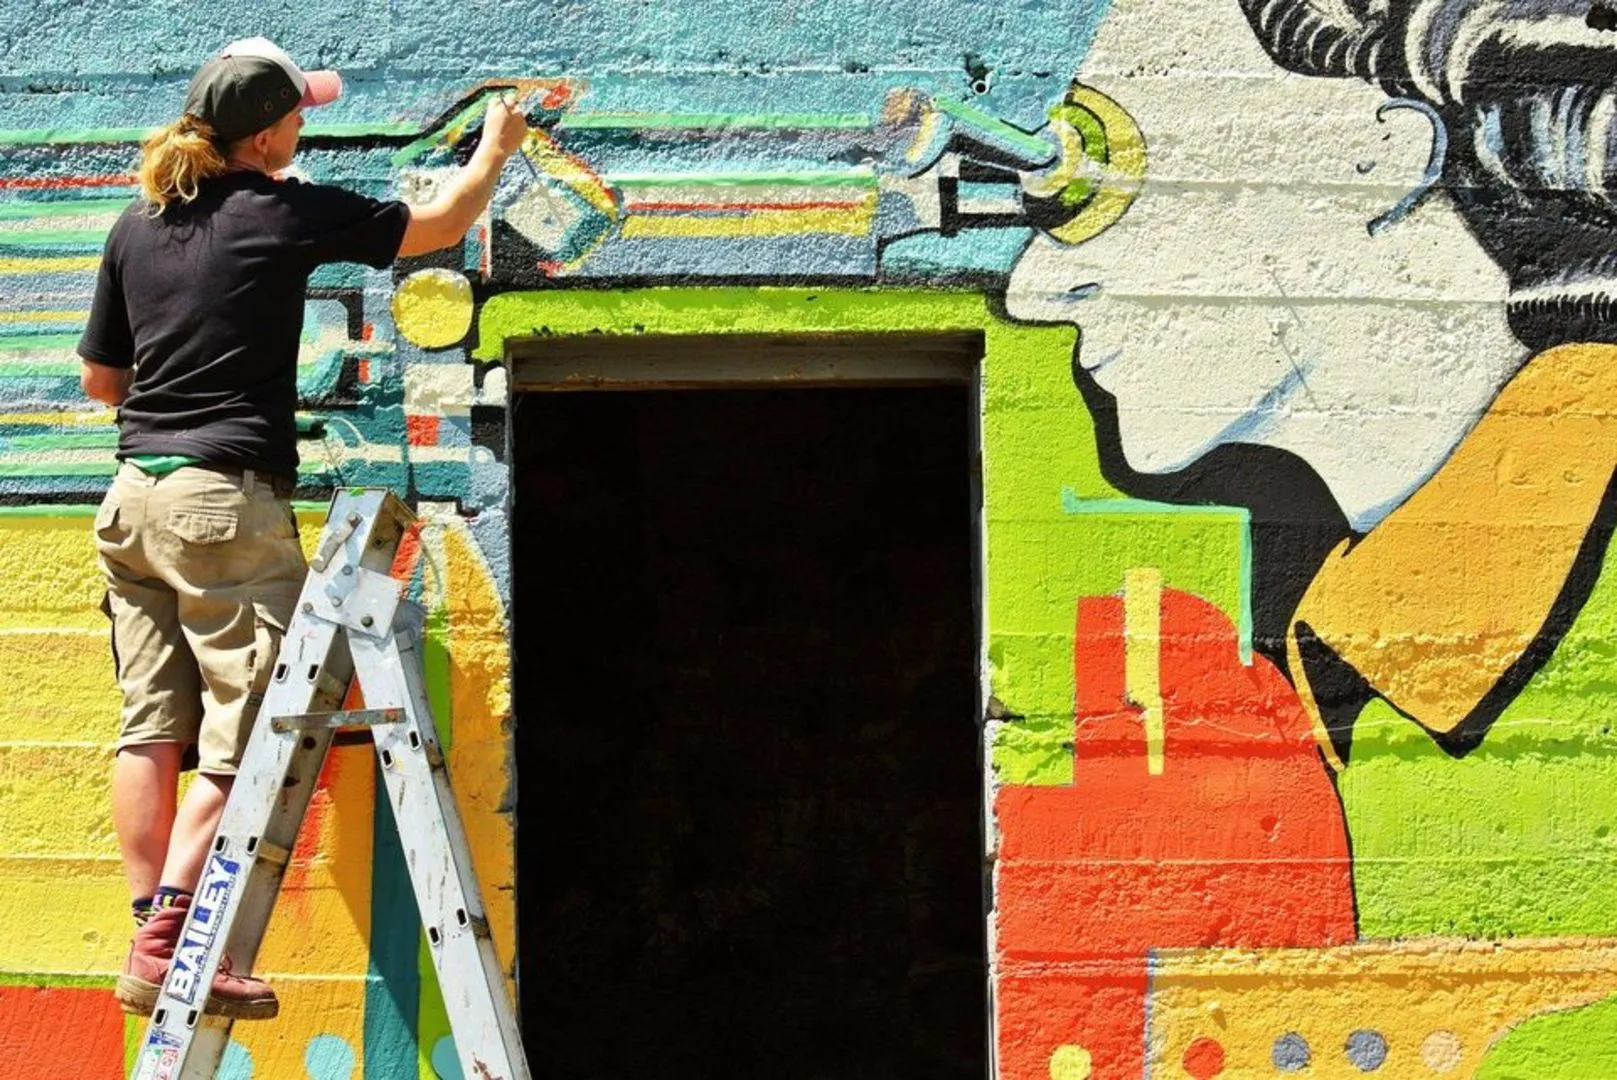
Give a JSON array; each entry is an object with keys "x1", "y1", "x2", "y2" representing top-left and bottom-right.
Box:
[{"x1": 242, "y1": 469, "x2": 256, "y2": 496}]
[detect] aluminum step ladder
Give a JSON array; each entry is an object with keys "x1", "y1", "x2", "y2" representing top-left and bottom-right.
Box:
[{"x1": 132, "y1": 489, "x2": 531, "y2": 1080}]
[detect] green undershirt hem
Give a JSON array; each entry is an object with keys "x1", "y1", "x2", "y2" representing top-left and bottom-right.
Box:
[{"x1": 126, "y1": 454, "x2": 202, "y2": 476}]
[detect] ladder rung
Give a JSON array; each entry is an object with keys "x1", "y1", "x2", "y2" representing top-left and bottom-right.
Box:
[
  {"x1": 247, "y1": 838, "x2": 292, "y2": 869},
  {"x1": 271, "y1": 707, "x2": 404, "y2": 733}
]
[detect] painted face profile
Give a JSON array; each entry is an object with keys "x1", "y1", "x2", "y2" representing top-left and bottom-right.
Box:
[{"x1": 1006, "y1": 0, "x2": 1520, "y2": 533}]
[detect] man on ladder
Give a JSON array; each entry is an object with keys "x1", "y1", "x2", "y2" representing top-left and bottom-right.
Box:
[{"x1": 79, "y1": 37, "x2": 526, "y2": 1025}]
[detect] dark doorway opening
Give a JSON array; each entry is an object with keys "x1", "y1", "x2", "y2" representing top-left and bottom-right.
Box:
[{"x1": 511, "y1": 382, "x2": 987, "y2": 1079}]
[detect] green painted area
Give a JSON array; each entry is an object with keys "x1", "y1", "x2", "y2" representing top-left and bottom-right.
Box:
[
  {"x1": 0, "y1": 199, "x2": 129, "y2": 220},
  {"x1": 415, "y1": 604, "x2": 454, "y2": 1080},
  {"x1": 1344, "y1": 542, "x2": 1617, "y2": 937},
  {"x1": 3, "y1": 432, "x2": 117, "y2": 450},
  {"x1": 0, "y1": 970, "x2": 114, "y2": 989},
  {"x1": 477, "y1": 288, "x2": 1257, "y2": 789},
  {"x1": 990, "y1": 504, "x2": 1249, "y2": 784},
  {"x1": 1477, "y1": 993, "x2": 1617, "y2": 1078},
  {"x1": 0, "y1": 461, "x2": 114, "y2": 476},
  {"x1": 0, "y1": 229, "x2": 107, "y2": 248},
  {"x1": 0, "y1": 335, "x2": 85, "y2": 353},
  {"x1": 933, "y1": 95, "x2": 1053, "y2": 160},
  {"x1": 559, "y1": 111, "x2": 870, "y2": 130},
  {"x1": 0, "y1": 503, "x2": 95, "y2": 517}
]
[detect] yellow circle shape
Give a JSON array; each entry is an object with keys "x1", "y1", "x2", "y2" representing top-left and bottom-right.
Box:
[
  {"x1": 1049, "y1": 1044, "x2": 1094, "y2": 1080},
  {"x1": 392, "y1": 268, "x2": 474, "y2": 349},
  {"x1": 1420, "y1": 1030, "x2": 1463, "y2": 1074}
]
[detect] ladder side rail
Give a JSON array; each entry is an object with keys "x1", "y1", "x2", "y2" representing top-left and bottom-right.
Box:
[
  {"x1": 352, "y1": 609, "x2": 532, "y2": 1080},
  {"x1": 135, "y1": 614, "x2": 349, "y2": 1079}
]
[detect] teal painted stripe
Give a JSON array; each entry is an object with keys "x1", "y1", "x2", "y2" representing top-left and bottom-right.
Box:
[
  {"x1": 933, "y1": 95, "x2": 1052, "y2": 159},
  {"x1": 0, "y1": 366, "x2": 82, "y2": 377},
  {"x1": 610, "y1": 170, "x2": 876, "y2": 189},
  {"x1": 1062, "y1": 497, "x2": 1246, "y2": 517},
  {"x1": 561, "y1": 111, "x2": 869, "y2": 130},
  {"x1": 0, "y1": 199, "x2": 129, "y2": 220},
  {"x1": 365, "y1": 759, "x2": 423, "y2": 1080},
  {"x1": 0, "y1": 322, "x2": 85, "y2": 337},
  {"x1": 0, "y1": 121, "x2": 419, "y2": 146}
]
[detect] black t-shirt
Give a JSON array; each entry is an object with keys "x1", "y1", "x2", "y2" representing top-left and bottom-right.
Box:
[{"x1": 77, "y1": 171, "x2": 410, "y2": 477}]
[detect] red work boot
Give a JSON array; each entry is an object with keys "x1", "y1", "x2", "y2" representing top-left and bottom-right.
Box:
[
  {"x1": 115, "y1": 902, "x2": 185, "y2": 1017},
  {"x1": 114, "y1": 896, "x2": 279, "y2": 1020}
]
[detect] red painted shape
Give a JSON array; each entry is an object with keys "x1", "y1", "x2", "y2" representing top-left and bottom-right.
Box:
[
  {"x1": 998, "y1": 973, "x2": 1147, "y2": 1080},
  {"x1": 0, "y1": 984, "x2": 124, "y2": 1078},
  {"x1": 1183, "y1": 1037, "x2": 1226, "y2": 1079},
  {"x1": 407, "y1": 414, "x2": 440, "y2": 446},
  {"x1": 994, "y1": 587, "x2": 1355, "y2": 1079},
  {"x1": 357, "y1": 358, "x2": 370, "y2": 383}
]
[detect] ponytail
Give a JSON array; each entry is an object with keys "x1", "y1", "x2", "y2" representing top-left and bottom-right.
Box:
[{"x1": 137, "y1": 114, "x2": 228, "y2": 213}]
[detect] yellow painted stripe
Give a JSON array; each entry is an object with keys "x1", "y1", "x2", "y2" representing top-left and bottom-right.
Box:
[
  {"x1": 0, "y1": 256, "x2": 99, "y2": 274},
  {"x1": 0, "y1": 634, "x2": 119, "y2": 743},
  {"x1": 233, "y1": 976, "x2": 367, "y2": 1075},
  {"x1": 442, "y1": 523, "x2": 518, "y2": 972},
  {"x1": 1123, "y1": 567, "x2": 1165, "y2": 776},
  {"x1": 0, "y1": 744, "x2": 115, "y2": 860},
  {"x1": 0, "y1": 310, "x2": 88, "y2": 324},
  {"x1": 0, "y1": 409, "x2": 114, "y2": 426},
  {"x1": 620, "y1": 203, "x2": 875, "y2": 239},
  {"x1": 0, "y1": 517, "x2": 107, "y2": 631},
  {"x1": 0, "y1": 856, "x2": 128, "y2": 972},
  {"x1": 255, "y1": 741, "x2": 376, "y2": 978}
]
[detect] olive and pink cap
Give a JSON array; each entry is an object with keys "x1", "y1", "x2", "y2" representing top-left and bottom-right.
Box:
[{"x1": 182, "y1": 37, "x2": 342, "y2": 144}]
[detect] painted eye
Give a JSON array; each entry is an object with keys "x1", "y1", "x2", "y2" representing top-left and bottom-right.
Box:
[{"x1": 1021, "y1": 82, "x2": 1146, "y2": 246}]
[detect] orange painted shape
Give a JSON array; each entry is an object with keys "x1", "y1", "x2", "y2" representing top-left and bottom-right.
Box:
[
  {"x1": 407, "y1": 414, "x2": 440, "y2": 446},
  {"x1": 0, "y1": 984, "x2": 124, "y2": 1079}
]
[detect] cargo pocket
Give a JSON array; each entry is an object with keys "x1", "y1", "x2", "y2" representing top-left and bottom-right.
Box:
[
  {"x1": 93, "y1": 496, "x2": 120, "y2": 539},
  {"x1": 168, "y1": 507, "x2": 238, "y2": 545},
  {"x1": 99, "y1": 590, "x2": 121, "y2": 681},
  {"x1": 245, "y1": 599, "x2": 291, "y2": 711}
]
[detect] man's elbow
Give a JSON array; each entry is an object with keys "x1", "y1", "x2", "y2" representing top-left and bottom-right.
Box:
[
  {"x1": 80, "y1": 361, "x2": 130, "y2": 406},
  {"x1": 397, "y1": 206, "x2": 464, "y2": 258}
]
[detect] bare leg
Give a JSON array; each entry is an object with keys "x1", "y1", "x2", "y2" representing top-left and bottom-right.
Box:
[
  {"x1": 156, "y1": 772, "x2": 233, "y2": 893},
  {"x1": 112, "y1": 744, "x2": 183, "y2": 901}
]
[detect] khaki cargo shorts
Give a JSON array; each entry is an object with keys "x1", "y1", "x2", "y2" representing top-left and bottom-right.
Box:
[{"x1": 94, "y1": 463, "x2": 307, "y2": 775}]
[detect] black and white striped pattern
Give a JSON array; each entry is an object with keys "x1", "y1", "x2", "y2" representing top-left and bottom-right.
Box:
[{"x1": 1239, "y1": 0, "x2": 1617, "y2": 349}]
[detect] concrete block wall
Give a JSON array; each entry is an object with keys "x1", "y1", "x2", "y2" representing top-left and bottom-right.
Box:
[{"x1": 0, "y1": 0, "x2": 1612, "y2": 1076}]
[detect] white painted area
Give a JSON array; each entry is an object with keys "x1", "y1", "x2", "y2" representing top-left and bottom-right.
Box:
[
  {"x1": 1007, "y1": 0, "x2": 1522, "y2": 531},
  {"x1": 404, "y1": 361, "x2": 477, "y2": 417}
]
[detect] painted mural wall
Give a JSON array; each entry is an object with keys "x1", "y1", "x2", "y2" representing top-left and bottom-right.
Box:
[{"x1": 0, "y1": 0, "x2": 1613, "y2": 1076}]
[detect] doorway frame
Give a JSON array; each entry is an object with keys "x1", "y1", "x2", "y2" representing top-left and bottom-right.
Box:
[{"x1": 494, "y1": 289, "x2": 1009, "y2": 1074}]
